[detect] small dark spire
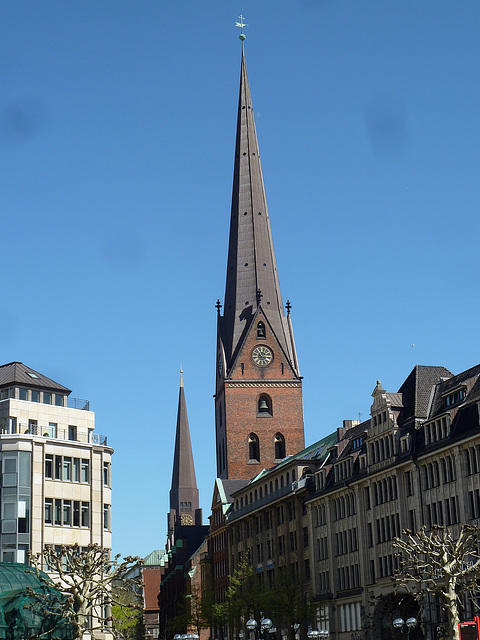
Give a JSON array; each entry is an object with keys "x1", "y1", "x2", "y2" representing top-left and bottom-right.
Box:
[
  {"x1": 286, "y1": 300, "x2": 292, "y2": 315},
  {"x1": 256, "y1": 288, "x2": 263, "y2": 305},
  {"x1": 216, "y1": 299, "x2": 222, "y2": 315}
]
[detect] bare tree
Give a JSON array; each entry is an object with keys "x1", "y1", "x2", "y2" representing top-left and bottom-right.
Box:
[
  {"x1": 393, "y1": 525, "x2": 480, "y2": 640},
  {"x1": 28, "y1": 543, "x2": 143, "y2": 640}
]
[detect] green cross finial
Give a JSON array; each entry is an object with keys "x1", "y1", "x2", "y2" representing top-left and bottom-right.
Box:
[{"x1": 235, "y1": 15, "x2": 248, "y2": 41}]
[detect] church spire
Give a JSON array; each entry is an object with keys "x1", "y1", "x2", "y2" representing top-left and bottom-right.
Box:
[
  {"x1": 168, "y1": 371, "x2": 200, "y2": 537},
  {"x1": 220, "y1": 45, "x2": 298, "y2": 375}
]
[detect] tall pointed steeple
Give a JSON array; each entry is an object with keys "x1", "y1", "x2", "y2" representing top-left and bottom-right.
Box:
[
  {"x1": 220, "y1": 48, "x2": 299, "y2": 375},
  {"x1": 214, "y1": 39, "x2": 304, "y2": 480},
  {"x1": 168, "y1": 371, "x2": 200, "y2": 540}
]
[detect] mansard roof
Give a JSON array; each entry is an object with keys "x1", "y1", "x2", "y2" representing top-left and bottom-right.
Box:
[{"x1": 0, "y1": 362, "x2": 71, "y2": 393}]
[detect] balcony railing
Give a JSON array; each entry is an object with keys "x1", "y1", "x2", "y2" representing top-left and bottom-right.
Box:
[
  {"x1": 67, "y1": 397, "x2": 90, "y2": 410},
  {"x1": 0, "y1": 424, "x2": 107, "y2": 446}
]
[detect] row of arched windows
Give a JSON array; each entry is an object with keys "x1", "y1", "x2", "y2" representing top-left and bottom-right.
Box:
[{"x1": 248, "y1": 432, "x2": 285, "y2": 462}]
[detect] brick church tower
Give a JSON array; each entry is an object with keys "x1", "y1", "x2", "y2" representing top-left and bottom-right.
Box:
[{"x1": 215, "y1": 42, "x2": 305, "y2": 480}]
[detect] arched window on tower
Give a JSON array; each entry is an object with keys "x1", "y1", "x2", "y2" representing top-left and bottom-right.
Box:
[
  {"x1": 274, "y1": 433, "x2": 286, "y2": 460},
  {"x1": 257, "y1": 394, "x2": 272, "y2": 417},
  {"x1": 248, "y1": 433, "x2": 260, "y2": 462},
  {"x1": 257, "y1": 322, "x2": 266, "y2": 338}
]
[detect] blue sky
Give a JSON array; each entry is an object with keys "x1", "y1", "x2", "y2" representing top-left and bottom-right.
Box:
[{"x1": 1, "y1": 1, "x2": 480, "y2": 557}]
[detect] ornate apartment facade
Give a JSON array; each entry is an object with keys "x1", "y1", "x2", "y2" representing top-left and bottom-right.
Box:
[
  {"x1": 219, "y1": 363, "x2": 480, "y2": 640},
  {"x1": 0, "y1": 361, "x2": 112, "y2": 563}
]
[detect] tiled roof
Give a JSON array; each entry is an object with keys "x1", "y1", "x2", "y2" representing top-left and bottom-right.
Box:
[
  {"x1": 386, "y1": 392, "x2": 404, "y2": 408},
  {"x1": 398, "y1": 365, "x2": 453, "y2": 421},
  {"x1": 220, "y1": 479, "x2": 249, "y2": 502},
  {"x1": 0, "y1": 362, "x2": 71, "y2": 393},
  {"x1": 429, "y1": 363, "x2": 480, "y2": 418}
]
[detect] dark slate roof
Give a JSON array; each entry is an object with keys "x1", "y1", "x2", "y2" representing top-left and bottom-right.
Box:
[
  {"x1": 429, "y1": 363, "x2": 480, "y2": 418},
  {"x1": 397, "y1": 365, "x2": 453, "y2": 422},
  {"x1": 169, "y1": 373, "x2": 199, "y2": 511},
  {"x1": 220, "y1": 50, "x2": 296, "y2": 374},
  {"x1": 220, "y1": 479, "x2": 249, "y2": 502},
  {"x1": 0, "y1": 362, "x2": 71, "y2": 393},
  {"x1": 385, "y1": 392, "x2": 404, "y2": 408}
]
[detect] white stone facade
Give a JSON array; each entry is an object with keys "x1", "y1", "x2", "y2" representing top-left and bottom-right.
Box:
[{"x1": 0, "y1": 369, "x2": 112, "y2": 563}]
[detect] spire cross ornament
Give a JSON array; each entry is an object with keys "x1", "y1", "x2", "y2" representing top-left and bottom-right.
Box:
[
  {"x1": 286, "y1": 300, "x2": 292, "y2": 315},
  {"x1": 216, "y1": 299, "x2": 222, "y2": 315},
  {"x1": 256, "y1": 288, "x2": 263, "y2": 305},
  {"x1": 235, "y1": 15, "x2": 248, "y2": 41}
]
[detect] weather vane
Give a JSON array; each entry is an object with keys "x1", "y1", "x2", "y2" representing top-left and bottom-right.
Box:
[{"x1": 235, "y1": 15, "x2": 248, "y2": 41}]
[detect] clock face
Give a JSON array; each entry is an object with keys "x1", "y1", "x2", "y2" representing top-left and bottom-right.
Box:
[
  {"x1": 181, "y1": 513, "x2": 193, "y2": 525},
  {"x1": 252, "y1": 345, "x2": 273, "y2": 367}
]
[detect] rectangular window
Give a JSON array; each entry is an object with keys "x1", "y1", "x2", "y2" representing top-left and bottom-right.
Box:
[
  {"x1": 55, "y1": 394, "x2": 63, "y2": 406},
  {"x1": 31, "y1": 390, "x2": 40, "y2": 402},
  {"x1": 73, "y1": 501, "x2": 80, "y2": 527},
  {"x1": 43, "y1": 392, "x2": 52, "y2": 404},
  {"x1": 81, "y1": 502, "x2": 89, "y2": 527},
  {"x1": 63, "y1": 457, "x2": 71, "y2": 481},
  {"x1": 103, "y1": 462, "x2": 110, "y2": 486},
  {"x1": 48, "y1": 423, "x2": 57, "y2": 438},
  {"x1": 45, "y1": 499, "x2": 53, "y2": 524},
  {"x1": 55, "y1": 455, "x2": 62, "y2": 480},
  {"x1": 81, "y1": 459, "x2": 89, "y2": 483},
  {"x1": 63, "y1": 500, "x2": 71, "y2": 526},
  {"x1": 68, "y1": 425, "x2": 77, "y2": 441},
  {"x1": 45, "y1": 455, "x2": 53, "y2": 479},
  {"x1": 103, "y1": 504, "x2": 110, "y2": 530},
  {"x1": 19, "y1": 388, "x2": 28, "y2": 400},
  {"x1": 54, "y1": 499, "x2": 62, "y2": 525},
  {"x1": 73, "y1": 458, "x2": 80, "y2": 482}
]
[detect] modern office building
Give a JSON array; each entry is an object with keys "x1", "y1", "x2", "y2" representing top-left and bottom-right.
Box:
[{"x1": 0, "y1": 361, "x2": 112, "y2": 563}]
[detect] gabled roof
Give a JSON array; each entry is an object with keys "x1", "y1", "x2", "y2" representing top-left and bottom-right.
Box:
[
  {"x1": 220, "y1": 49, "x2": 297, "y2": 375},
  {"x1": 213, "y1": 478, "x2": 249, "y2": 508},
  {"x1": 0, "y1": 362, "x2": 71, "y2": 393}
]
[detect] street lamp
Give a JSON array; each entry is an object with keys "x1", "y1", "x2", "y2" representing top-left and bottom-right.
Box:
[
  {"x1": 246, "y1": 617, "x2": 273, "y2": 640},
  {"x1": 393, "y1": 617, "x2": 417, "y2": 639},
  {"x1": 308, "y1": 629, "x2": 329, "y2": 640}
]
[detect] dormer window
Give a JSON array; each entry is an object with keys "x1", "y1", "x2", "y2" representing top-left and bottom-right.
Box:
[
  {"x1": 257, "y1": 322, "x2": 266, "y2": 338},
  {"x1": 444, "y1": 387, "x2": 466, "y2": 408},
  {"x1": 352, "y1": 437, "x2": 363, "y2": 450}
]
